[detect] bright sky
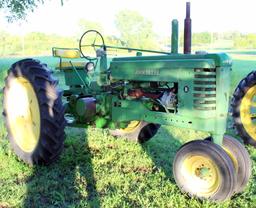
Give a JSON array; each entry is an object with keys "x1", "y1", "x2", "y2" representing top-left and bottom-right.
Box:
[{"x1": 1, "y1": 0, "x2": 256, "y2": 37}]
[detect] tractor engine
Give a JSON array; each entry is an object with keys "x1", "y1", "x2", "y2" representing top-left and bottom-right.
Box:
[{"x1": 119, "y1": 82, "x2": 178, "y2": 113}]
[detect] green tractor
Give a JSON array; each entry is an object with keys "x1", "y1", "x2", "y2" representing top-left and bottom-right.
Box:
[{"x1": 2, "y1": 2, "x2": 252, "y2": 201}]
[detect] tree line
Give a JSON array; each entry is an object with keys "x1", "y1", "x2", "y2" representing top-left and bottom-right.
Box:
[{"x1": 0, "y1": 10, "x2": 255, "y2": 57}]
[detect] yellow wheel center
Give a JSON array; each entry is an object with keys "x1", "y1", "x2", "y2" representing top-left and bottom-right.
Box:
[
  {"x1": 6, "y1": 77, "x2": 40, "y2": 152},
  {"x1": 195, "y1": 166, "x2": 211, "y2": 179},
  {"x1": 120, "y1": 121, "x2": 141, "y2": 133},
  {"x1": 240, "y1": 85, "x2": 256, "y2": 140},
  {"x1": 181, "y1": 155, "x2": 220, "y2": 197}
]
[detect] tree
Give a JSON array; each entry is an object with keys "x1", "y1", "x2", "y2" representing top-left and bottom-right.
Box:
[
  {"x1": 193, "y1": 32, "x2": 211, "y2": 45},
  {"x1": 0, "y1": 0, "x2": 63, "y2": 22},
  {"x1": 78, "y1": 19, "x2": 103, "y2": 35},
  {"x1": 115, "y1": 10, "x2": 157, "y2": 50}
]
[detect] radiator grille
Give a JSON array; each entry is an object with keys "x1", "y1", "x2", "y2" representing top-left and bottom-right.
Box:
[{"x1": 193, "y1": 68, "x2": 216, "y2": 111}]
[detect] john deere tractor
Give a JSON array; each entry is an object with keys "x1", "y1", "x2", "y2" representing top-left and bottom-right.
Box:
[{"x1": 2, "y1": 2, "x2": 251, "y2": 201}]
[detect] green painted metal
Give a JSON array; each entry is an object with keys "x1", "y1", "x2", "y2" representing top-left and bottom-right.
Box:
[
  {"x1": 110, "y1": 58, "x2": 216, "y2": 82},
  {"x1": 70, "y1": 61, "x2": 89, "y2": 88},
  {"x1": 59, "y1": 51, "x2": 231, "y2": 146},
  {"x1": 52, "y1": 14, "x2": 232, "y2": 147},
  {"x1": 171, "y1": 19, "x2": 179, "y2": 54},
  {"x1": 95, "y1": 117, "x2": 108, "y2": 128}
]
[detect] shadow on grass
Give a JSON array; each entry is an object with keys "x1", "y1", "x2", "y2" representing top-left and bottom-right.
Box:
[
  {"x1": 140, "y1": 125, "x2": 210, "y2": 180},
  {"x1": 140, "y1": 126, "x2": 183, "y2": 180},
  {"x1": 23, "y1": 127, "x2": 100, "y2": 207}
]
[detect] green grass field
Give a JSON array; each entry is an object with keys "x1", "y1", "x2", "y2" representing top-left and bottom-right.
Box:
[{"x1": 0, "y1": 52, "x2": 256, "y2": 208}]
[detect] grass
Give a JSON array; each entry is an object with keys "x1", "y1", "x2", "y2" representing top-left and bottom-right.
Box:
[{"x1": 0, "y1": 51, "x2": 256, "y2": 207}]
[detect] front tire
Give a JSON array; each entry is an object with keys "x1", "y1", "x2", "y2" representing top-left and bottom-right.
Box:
[
  {"x1": 222, "y1": 135, "x2": 251, "y2": 193},
  {"x1": 173, "y1": 140, "x2": 236, "y2": 201},
  {"x1": 3, "y1": 59, "x2": 66, "y2": 165}
]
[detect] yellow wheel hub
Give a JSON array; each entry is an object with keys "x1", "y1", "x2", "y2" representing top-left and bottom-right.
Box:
[
  {"x1": 181, "y1": 155, "x2": 220, "y2": 197},
  {"x1": 5, "y1": 77, "x2": 40, "y2": 152},
  {"x1": 240, "y1": 85, "x2": 256, "y2": 140},
  {"x1": 121, "y1": 121, "x2": 141, "y2": 133}
]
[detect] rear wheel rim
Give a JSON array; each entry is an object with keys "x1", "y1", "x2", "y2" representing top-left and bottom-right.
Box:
[
  {"x1": 181, "y1": 155, "x2": 220, "y2": 197},
  {"x1": 240, "y1": 85, "x2": 256, "y2": 140},
  {"x1": 120, "y1": 121, "x2": 141, "y2": 133},
  {"x1": 6, "y1": 77, "x2": 40, "y2": 152}
]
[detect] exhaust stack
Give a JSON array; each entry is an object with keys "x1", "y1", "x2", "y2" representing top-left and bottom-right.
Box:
[{"x1": 184, "y1": 2, "x2": 192, "y2": 54}]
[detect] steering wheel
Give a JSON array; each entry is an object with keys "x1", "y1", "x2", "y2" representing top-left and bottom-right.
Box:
[{"x1": 79, "y1": 30, "x2": 106, "y2": 60}]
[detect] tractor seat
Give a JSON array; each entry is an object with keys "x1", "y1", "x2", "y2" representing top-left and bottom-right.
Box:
[
  {"x1": 52, "y1": 47, "x2": 86, "y2": 69},
  {"x1": 58, "y1": 61, "x2": 86, "y2": 69},
  {"x1": 52, "y1": 47, "x2": 81, "y2": 59}
]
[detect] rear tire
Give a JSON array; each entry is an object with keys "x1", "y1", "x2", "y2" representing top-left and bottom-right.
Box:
[
  {"x1": 110, "y1": 121, "x2": 160, "y2": 143},
  {"x1": 231, "y1": 71, "x2": 256, "y2": 146},
  {"x1": 173, "y1": 140, "x2": 236, "y2": 201},
  {"x1": 3, "y1": 59, "x2": 66, "y2": 165}
]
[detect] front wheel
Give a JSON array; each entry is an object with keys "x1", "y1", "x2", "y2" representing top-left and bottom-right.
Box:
[
  {"x1": 173, "y1": 140, "x2": 236, "y2": 201},
  {"x1": 222, "y1": 135, "x2": 251, "y2": 193},
  {"x1": 3, "y1": 59, "x2": 66, "y2": 165}
]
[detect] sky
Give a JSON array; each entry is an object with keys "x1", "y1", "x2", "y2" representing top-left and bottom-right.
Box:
[{"x1": 1, "y1": 0, "x2": 256, "y2": 37}]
